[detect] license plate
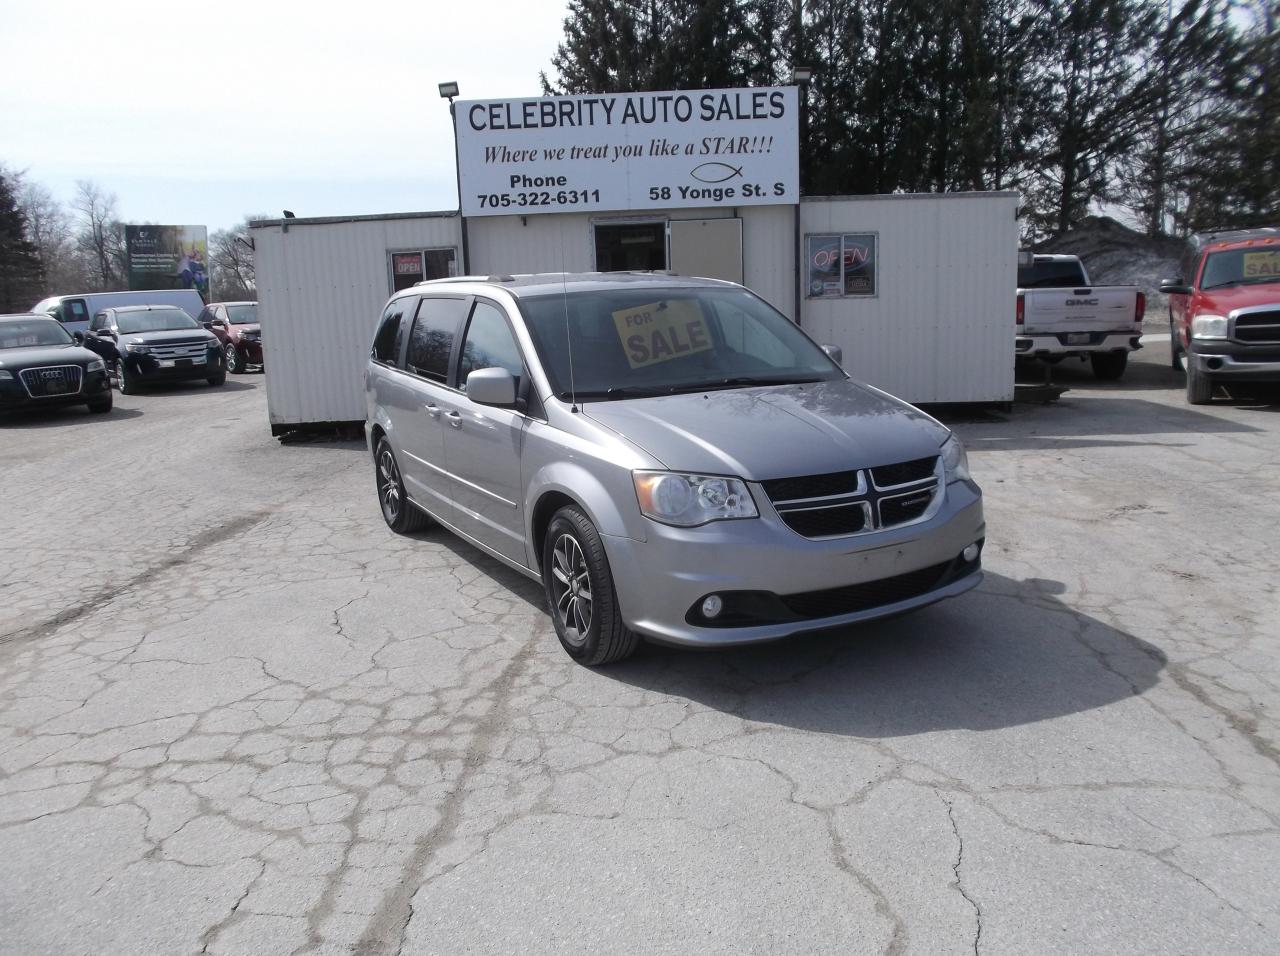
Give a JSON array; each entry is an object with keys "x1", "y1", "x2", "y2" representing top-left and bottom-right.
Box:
[
  {"x1": 47, "y1": 379, "x2": 74, "y2": 393},
  {"x1": 176, "y1": 358, "x2": 193, "y2": 367},
  {"x1": 159, "y1": 359, "x2": 175, "y2": 368},
  {"x1": 1066, "y1": 333, "x2": 1091, "y2": 344}
]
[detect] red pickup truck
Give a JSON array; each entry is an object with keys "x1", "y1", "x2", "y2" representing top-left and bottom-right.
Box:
[{"x1": 1162, "y1": 227, "x2": 1280, "y2": 404}]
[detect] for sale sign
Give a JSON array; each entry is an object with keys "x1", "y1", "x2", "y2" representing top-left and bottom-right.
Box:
[{"x1": 455, "y1": 87, "x2": 799, "y2": 218}]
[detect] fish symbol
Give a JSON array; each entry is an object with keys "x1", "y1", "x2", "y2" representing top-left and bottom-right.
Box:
[{"x1": 690, "y1": 162, "x2": 744, "y2": 184}]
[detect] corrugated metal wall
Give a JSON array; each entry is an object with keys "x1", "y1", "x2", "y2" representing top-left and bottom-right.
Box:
[
  {"x1": 254, "y1": 215, "x2": 461, "y2": 426},
  {"x1": 800, "y1": 193, "x2": 1018, "y2": 404}
]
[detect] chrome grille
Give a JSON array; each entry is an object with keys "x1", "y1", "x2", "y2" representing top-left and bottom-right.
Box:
[
  {"x1": 762, "y1": 456, "x2": 941, "y2": 539},
  {"x1": 146, "y1": 339, "x2": 212, "y2": 361},
  {"x1": 1234, "y1": 310, "x2": 1280, "y2": 344},
  {"x1": 19, "y1": 365, "x2": 83, "y2": 398}
]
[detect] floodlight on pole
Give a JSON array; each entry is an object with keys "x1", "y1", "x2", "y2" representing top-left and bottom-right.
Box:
[{"x1": 438, "y1": 81, "x2": 460, "y2": 102}]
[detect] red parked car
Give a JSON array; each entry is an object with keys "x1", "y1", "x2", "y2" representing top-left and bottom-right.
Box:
[
  {"x1": 199, "y1": 301, "x2": 262, "y2": 374},
  {"x1": 1162, "y1": 228, "x2": 1280, "y2": 404}
]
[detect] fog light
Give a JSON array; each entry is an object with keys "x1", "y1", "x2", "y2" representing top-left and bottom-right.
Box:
[
  {"x1": 962, "y1": 543, "x2": 980, "y2": 563},
  {"x1": 701, "y1": 595, "x2": 723, "y2": 619}
]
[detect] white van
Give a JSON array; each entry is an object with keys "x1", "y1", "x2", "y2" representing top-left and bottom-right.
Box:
[{"x1": 33, "y1": 290, "x2": 207, "y2": 336}]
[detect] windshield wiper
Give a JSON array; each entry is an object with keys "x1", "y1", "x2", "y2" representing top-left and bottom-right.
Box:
[{"x1": 673, "y1": 375, "x2": 823, "y2": 392}]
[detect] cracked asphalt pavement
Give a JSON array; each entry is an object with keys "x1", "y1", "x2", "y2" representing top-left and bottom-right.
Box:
[{"x1": 1, "y1": 346, "x2": 1278, "y2": 954}]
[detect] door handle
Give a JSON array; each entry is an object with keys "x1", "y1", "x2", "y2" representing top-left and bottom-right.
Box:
[
  {"x1": 446, "y1": 411, "x2": 463, "y2": 428},
  {"x1": 425, "y1": 403, "x2": 440, "y2": 418}
]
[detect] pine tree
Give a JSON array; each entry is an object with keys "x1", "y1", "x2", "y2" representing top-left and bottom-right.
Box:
[
  {"x1": 1021, "y1": 0, "x2": 1161, "y2": 237},
  {"x1": 0, "y1": 172, "x2": 45, "y2": 314},
  {"x1": 1181, "y1": 1, "x2": 1279, "y2": 229}
]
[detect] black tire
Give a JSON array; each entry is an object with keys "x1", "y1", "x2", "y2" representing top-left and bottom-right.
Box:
[
  {"x1": 208, "y1": 367, "x2": 227, "y2": 387},
  {"x1": 1186, "y1": 356, "x2": 1213, "y2": 405},
  {"x1": 116, "y1": 361, "x2": 138, "y2": 394},
  {"x1": 542, "y1": 506, "x2": 640, "y2": 666},
  {"x1": 1090, "y1": 351, "x2": 1128, "y2": 380},
  {"x1": 226, "y1": 343, "x2": 244, "y2": 374},
  {"x1": 87, "y1": 396, "x2": 112, "y2": 414},
  {"x1": 1169, "y1": 314, "x2": 1183, "y2": 370},
  {"x1": 375, "y1": 439, "x2": 430, "y2": 533}
]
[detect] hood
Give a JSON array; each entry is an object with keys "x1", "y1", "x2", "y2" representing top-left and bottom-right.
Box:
[
  {"x1": 1200, "y1": 283, "x2": 1280, "y2": 314},
  {"x1": 120, "y1": 328, "x2": 218, "y2": 345},
  {"x1": 0, "y1": 343, "x2": 101, "y2": 369},
  {"x1": 581, "y1": 379, "x2": 949, "y2": 480}
]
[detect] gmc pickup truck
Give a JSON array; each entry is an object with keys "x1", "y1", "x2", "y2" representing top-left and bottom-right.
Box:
[
  {"x1": 1016, "y1": 254, "x2": 1145, "y2": 380},
  {"x1": 1162, "y1": 227, "x2": 1280, "y2": 404}
]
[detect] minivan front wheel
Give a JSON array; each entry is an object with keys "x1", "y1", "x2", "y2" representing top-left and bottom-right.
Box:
[
  {"x1": 543, "y1": 506, "x2": 640, "y2": 666},
  {"x1": 375, "y1": 439, "x2": 430, "y2": 533}
]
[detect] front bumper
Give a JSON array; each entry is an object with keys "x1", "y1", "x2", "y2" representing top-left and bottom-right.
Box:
[
  {"x1": 1189, "y1": 342, "x2": 1280, "y2": 382},
  {"x1": 124, "y1": 350, "x2": 222, "y2": 382},
  {"x1": 602, "y1": 479, "x2": 985, "y2": 646},
  {"x1": 233, "y1": 339, "x2": 264, "y2": 363},
  {"x1": 1016, "y1": 331, "x2": 1140, "y2": 356},
  {"x1": 0, "y1": 370, "x2": 110, "y2": 409}
]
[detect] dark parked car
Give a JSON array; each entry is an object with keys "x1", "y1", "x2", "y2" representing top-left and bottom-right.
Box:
[
  {"x1": 199, "y1": 301, "x2": 261, "y2": 374},
  {"x1": 0, "y1": 313, "x2": 112, "y2": 414},
  {"x1": 81, "y1": 305, "x2": 225, "y2": 394}
]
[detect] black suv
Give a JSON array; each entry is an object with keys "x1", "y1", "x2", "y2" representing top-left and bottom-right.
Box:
[
  {"x1": 0, "y1": 313, "x2": 112, "y2": 413},
  {"x1": 82, "y1": 305, "x2": 225, "y2": 394}
]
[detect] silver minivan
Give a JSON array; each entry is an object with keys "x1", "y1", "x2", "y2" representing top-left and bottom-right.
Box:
[{"x1": 365, "y1": 274, "x2": 984, "y2": 665}]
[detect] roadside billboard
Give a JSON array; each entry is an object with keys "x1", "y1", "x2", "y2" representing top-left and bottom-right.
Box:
[
  {"x1": 125, "y1": 225, "x2": 209, "y2": 297},
  {"x1": 455, "y1": 87, "x2": 799, "y2": 218}
]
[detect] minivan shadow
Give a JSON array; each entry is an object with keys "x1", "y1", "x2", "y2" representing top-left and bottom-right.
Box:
[
  {"x1": 605, "y1": 571, "x2": 1166, "y2": 737},
  {"x1": 417, "y1": 531, "x2": 1167, "y2": 737}
]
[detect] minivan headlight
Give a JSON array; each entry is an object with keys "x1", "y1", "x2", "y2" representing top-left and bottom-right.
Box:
[
  {"x1": 941, "y1": 435, "x2": 971, "y2": 483},
  {"x1": 1191, "y1": 314, "x2": 1227, "y2": 340},
  {"x1": 633, "y1": 471, "x2": 758, "y2": 526}
]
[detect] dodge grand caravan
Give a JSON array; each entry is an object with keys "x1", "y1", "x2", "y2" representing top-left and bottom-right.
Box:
[{"x1": 365, "y1": 274, "x2": 985, "y2": 665}]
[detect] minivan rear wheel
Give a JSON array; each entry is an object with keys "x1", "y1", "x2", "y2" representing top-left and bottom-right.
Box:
[
  {"x1": 375, "y1": 438, "x2": 430, "y2": 533},
  {"x1": 543, "y1": 506, "x2": 640, "y2": 666}
]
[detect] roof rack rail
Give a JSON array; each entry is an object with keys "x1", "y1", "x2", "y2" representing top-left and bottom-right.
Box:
[{"x1": 1191, "y1": 226, "x2": 1280, "y2": 247}]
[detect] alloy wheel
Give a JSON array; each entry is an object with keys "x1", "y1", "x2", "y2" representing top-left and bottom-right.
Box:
[
  {"x1": 550, "y1": 533, "x2": 593, "y2": 646},
  {"x1": 378, "y1": 449, "x2": 402, "y2": 524}
]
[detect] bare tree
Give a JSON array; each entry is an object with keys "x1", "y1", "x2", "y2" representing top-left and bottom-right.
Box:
[
  {"x1": 72, "y1": 180, "x2": 123, "y2": 290},
  {"x1": 17, "y1": 178, "x2": 84, "y2": 292},
  {"x1": 209, "y1": 216, "x2": 262, "y2": 301}
]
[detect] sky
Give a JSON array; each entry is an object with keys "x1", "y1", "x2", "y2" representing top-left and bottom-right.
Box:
[{"x1": 1, "y1": 0, "x2": 569, "y2": 231}]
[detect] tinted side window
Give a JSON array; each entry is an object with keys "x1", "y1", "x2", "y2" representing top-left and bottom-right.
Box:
[
  {"x1": 459, "y1": 301, "x2": 524, "y2": 385},
  {"x1": 66, "y1": 300, "x2": 90, "y2": 322},
  {"x1": 90, "y1": 312, "x2": 107, "y2": 331},
  {"x1": 372, "y1": 300, "x2": 408, "y2": 365},
  {"x1": 406, "y1": 297, "x2": 468, "y2": 383}
]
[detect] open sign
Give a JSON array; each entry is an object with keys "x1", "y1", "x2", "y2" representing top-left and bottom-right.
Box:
[{"x1": 612, "y1": 300, "x2": 713, "y2": 369}]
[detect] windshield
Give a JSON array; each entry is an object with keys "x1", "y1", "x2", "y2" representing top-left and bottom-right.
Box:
[
  {"x1": 226, "y1": 304, "x2": 258, "y2": 324},
  {"x1": 117, "y1": 309, "x2": 199, "y2": 334},
  {"x1": 0, "y1": 319, "x2": 74, "y2": 349},
  {"x1": 1201, "y1": 248, "x2": 1280, "y2": 290},
  {"x1": 518, "y1": 287, "x2": 844, "y2": 399}
]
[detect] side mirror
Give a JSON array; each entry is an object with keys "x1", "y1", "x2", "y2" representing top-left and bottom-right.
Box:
[
  {"x1": 73, "y1": 331, "x2": 85, "y2": 344},
  {"x1": 465, "y1": 367, "x2": 517, "y2": 407},
  {"x1": 821, "y1": 344, "x2": 843, "y2": 366},
  {"x1": 1159, "y1": 277, "x2": 1191, "y2": 295}
]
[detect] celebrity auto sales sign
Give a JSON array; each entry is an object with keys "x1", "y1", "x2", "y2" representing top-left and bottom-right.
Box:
[{"x1": 455, "y1": 87, "x2": 799, "y2": 217}]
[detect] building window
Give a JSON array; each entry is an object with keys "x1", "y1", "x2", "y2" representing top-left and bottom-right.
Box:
[
  {"x1": 389, "y1": 248, "x2": 457, "y2": 293},
  {"x1": 595, "y1": 222, "x2": 666, "y2": 272},
  {"x1": 806, "y1": 233, "x2": 877, "y2": 298}
]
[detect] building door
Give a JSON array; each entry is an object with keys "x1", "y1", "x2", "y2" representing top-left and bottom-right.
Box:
[
  {"x1": 668, "y1": 219, "x2": 743, "y2": 284},
  {"x1": 594, "y1": 222, "x2": 665, "y2": 272}
]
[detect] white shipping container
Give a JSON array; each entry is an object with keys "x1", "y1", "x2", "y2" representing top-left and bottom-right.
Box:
[
  {"x1": 252, "y1": 212, "x2": 461, "y2": 432},
  {"x1": 252, "y1": 191, "x2": 1015, "y2": 432}
]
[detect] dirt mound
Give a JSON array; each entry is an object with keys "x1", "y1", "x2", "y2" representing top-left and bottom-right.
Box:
[{"x1": 1035, "y1": 216, "x2": 1184, "y2": 326}]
